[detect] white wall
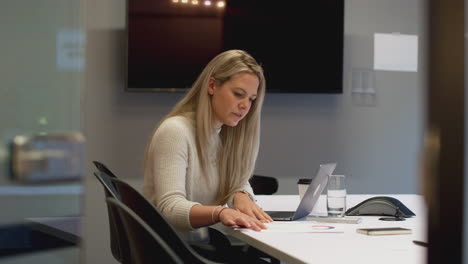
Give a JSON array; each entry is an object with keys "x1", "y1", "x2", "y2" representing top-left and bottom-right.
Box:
[{"x1": 83, "y1": 0, "x2": 426, "y2": 263}]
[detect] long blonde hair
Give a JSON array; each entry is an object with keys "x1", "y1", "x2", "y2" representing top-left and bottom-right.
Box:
[{"x1": 144, "y1": 49, "x2": 266, "y2": 204}]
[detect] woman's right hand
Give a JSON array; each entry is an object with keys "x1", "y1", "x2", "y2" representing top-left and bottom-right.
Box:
[{"x1": 218, "y1": 208, "x2": 267, "y2": 231}]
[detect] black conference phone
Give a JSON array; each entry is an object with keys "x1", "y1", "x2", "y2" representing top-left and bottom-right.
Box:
[{"x1": 345, "y1": 196, "x2": 416, "y2": 221}]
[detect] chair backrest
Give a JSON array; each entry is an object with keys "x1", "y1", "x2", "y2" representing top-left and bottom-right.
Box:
[
  {"x1": 106, "y1": 197, "x2": 185, "y2": 264},
  {"x1": 249, "y1": 175, "x2": 279, "y2": 195},
  {"x1": 93, "y1": 171, "x2": 127, "y2": 263},
  {"x1": 109, "y1": 178, "x2": 219, "y2": 264},
  {"x1": 93, "y1": 160, "x2": 118, "y2": 178},
  {"x1": 94, "y1": 171, "x2": 120, "y2": 200}
]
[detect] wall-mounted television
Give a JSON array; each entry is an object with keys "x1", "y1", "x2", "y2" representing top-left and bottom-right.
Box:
[{"x1": 126, "y1": 0, "x2": 344, "y2": 93}]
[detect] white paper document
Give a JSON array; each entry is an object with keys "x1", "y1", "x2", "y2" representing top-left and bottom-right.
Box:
[
  {"x1": 56, "y1": 29, "x2": 86, "y2": 71},
  {"x1": 374, "y1": 33, "x2": 418, "y2": 72},
  {"x1": 236, "y1": 222, "x2": 344, "y2": 233}
]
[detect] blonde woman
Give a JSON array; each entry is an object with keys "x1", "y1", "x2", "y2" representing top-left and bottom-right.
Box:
[{"x1": 143, "y1": 49, "x2": 272, "y2": 240}]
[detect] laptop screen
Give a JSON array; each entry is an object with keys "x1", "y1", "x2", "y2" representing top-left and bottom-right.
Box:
[
  {"x1": 266, "y1": 162, "x2": 337, "y2": 221},
  {"x1": 293, "y1": 162, "x2": 337, "y2": 220}
]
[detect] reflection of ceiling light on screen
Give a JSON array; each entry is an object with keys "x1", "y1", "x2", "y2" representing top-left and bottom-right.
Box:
[{"x1": 171, "y1": 0, "x2": 225, "y2": 8}]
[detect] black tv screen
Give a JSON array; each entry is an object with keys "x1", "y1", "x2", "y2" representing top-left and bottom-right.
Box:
[{"x1": 126, "y1": 0, "x2": 344, "y2": 93}]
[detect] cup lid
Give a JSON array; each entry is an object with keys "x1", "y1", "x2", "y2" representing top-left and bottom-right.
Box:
[{"x1": 297, "y1": 178, "x2": 312, "y2": 184}]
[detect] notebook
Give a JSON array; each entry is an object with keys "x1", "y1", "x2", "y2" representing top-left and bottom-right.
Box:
[{"x1": 265, "y1": 162, "x2": 337, "y2": 221}]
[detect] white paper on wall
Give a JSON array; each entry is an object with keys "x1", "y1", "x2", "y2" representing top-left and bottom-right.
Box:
[
  {"x1": 56, "y1": 29, "x2": 86, "y2": 71},
  {"x1": 373, "y1": 33, "x2": 418, "y2": 72}
]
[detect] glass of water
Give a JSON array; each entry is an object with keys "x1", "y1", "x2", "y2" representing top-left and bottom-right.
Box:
[{"x1": 327, "y1": 175, "x2": 346, "y2": 217}]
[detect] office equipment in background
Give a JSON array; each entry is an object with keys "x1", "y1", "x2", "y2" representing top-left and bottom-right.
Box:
[
  {"x1": 11, "y1": 132, "x2": 85, "y2": 183},
  {"x1": 356, "y1": 227, "x2": 412, "y2": 236},
  {"x1": 265, "y1": 163, "x2": 336, "y2": 221},
  {"x1": 345, "y1": 196, "x2": 415, "y2": 221}
]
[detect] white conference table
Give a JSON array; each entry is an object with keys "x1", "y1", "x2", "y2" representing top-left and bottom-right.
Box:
[{"x1": 219, "y1": 194, "x2": 427, "y2": 264}]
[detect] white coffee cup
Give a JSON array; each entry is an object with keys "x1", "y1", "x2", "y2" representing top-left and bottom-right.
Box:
[{"x1": 297, "y1": 178, "x2": 312, "y2": 200}]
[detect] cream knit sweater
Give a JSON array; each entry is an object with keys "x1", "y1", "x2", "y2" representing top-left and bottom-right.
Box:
[{"x1": 143, "y1": 115, "x2": 254, "y2": 238}]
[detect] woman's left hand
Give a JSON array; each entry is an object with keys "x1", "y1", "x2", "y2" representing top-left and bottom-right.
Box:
[{"x1": 233, "y1": 192, "x2": 273, "y2": 223}]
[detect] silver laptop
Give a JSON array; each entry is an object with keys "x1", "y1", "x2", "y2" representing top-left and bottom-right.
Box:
[{"x1": 266, "y1": 162, "x2": 337, "y2": 221}]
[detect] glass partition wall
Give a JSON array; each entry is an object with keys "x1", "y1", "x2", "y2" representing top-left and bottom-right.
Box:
[{"x1": 0, "y1": 0, "x2": 84, "y2": 262}]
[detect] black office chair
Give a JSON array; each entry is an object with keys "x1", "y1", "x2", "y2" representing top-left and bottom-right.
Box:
[
  {"x1": 249, "y1": 175, "x2": 279, "y2": 195},
  {"x1": 94, "y1": 171, "x2": 129, "y2": 263},
  {"x1": 95, "y1": 168, "x2": 273, "y2": 263},
  {"x1": 93, "y1": 160, "x2": 118, "y2": 178},
  {"x1": 106, "y1": 197, "x2": 218, "y2": 264},
  {"x1": 109, "y1": 177, "x2": 269, "y2": 263},
  {"x1": 94, "y1": 169, "x2": 227, "y2": 263}
]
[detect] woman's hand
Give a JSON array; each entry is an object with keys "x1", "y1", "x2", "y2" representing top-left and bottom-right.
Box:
[
  {"x1": 233, "y1": 192, "x2": 273, "y2": 223},
  {"x1": 218, "y1": 207, "x2": 267, "y2": 231}
]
